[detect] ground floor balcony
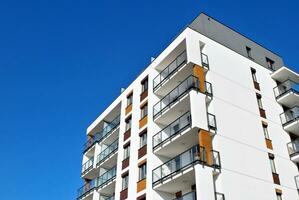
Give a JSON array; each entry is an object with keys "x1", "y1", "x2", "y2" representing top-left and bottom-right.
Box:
[
  {"x1": 287, "y1": 139, "x2": 299, "y2": 163},
  {"x1": 96, "y1": 139, "x2": 118, "y2": 169},
  {"x1": 280, "y1": 107, "x2": 299, "y2": 135},
  {"x1": 274, "y1": 79, "x2": 299, "y2": 107}
]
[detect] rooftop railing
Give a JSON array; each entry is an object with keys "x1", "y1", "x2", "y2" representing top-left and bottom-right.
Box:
[
  {"x1": 153, "y1": 75, "x2": 199, "y2": 119},
  {"x1": 287, "y1": 139, "x2": 299, "y2": 157},
  {"x1": 172, "y1": 191, "x2": 196, "y2": 200},
  {"x1": 153, "y1": 111, "x2": 191, "y2": 150},
  {"x1": 280, "y1": 106, "x2": 299, "y2": 126},
  {"x1": 81, "y1": 157, "x2": 94, "y2": 175},
  {"x1": 152, "y1": 145, "x2": 206, "y2": 185},
  {"x1": 83, "y1": 115, "x2": 120, "y2": 153},
  {"x1": 96, "y1": 166, "x2": 117, "y2": 188},
  {"x1": 77, "y1": 180, "x2": 96, "y2": 199},
  {"x1": 96, "y1": 139, "x2": 118, "y2": 166},
  {"x1": 274, "y1": 79, "x2": 299, "y2": 99},
  {"x1": 153, "y1": 51, "x2": 187, "y2": 91}
]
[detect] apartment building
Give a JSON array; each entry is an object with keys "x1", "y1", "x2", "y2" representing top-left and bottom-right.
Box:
[{"x1": 77, "y1": 13, "x2": 299, "y2": 200}]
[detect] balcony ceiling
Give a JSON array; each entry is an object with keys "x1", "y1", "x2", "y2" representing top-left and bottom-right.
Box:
[{"x1": 271, "y1": 67, "x2": 299, "y2": 82}]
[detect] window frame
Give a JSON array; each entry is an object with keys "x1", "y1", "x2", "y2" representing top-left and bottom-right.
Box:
[{"x1": 138, "y1": 163, "x2": 147, "y2": 181}]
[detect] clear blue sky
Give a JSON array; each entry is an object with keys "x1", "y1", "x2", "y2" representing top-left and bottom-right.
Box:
[{"x1": 0, "y1": 1, "x2": 298, "y2": 200}]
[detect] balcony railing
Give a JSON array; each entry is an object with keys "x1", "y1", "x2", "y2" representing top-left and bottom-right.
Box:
[
  {"x1": 211, "y1": 150, "x2": 221, "y2": 169},
  {"x1": 280, "y1": 106, "x2": 299, "y2": 126},
  {"x1": 215, "y1": 192, "x2": 225, "y2": 200},
  {"x1": 105, "y1": 196, "x2": 115, "y2": 200},
  {"x1": 208, "y1": 113, "x2": 217, "y2": 130},
  {"x1": 201, "y1": 53, "x2": 209, "y2": 69},
  {"x1": 295, "y1": 175, "x2": 299, "y2": 190},
  {"x1": 96, "y1": 139, "x2": 118, "y2": 166},
  {"x1": 152, "y1": 145, "x2": 206, "y2": 185},
  {"x1": 96, "y1": 166, "x2": 117, "y2": 188},
  {"x1": 153, "y1": 111, "x2": 191, "y2": 150},
  {"x1": 153, "y1": 75, "x2": 199, "y2": 119},
  {"x1": 274, "y1": 79, "x2": 299, "y2": 99},
  {"x1": 153, "y1": 51, "x2": 187, "y2": 91},
  {"x1": 83, "y1": 115, "x2": 120, "y2": 153},
  {"x1": 173, "y1": 191, "x2": 196, "y2": 200},
  {"x1": 287, "y1": 139, "x2": 299, "y2": 157},
  {"x1": 77, "y1": 180, "x2": 96, "y2": 199},
  {"x1": 81, "y1": 157, "x2": 94, "y2": 175}
]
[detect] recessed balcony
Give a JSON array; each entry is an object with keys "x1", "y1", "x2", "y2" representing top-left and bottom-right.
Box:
[
  {"x1": 274, "y1": 80, "x2": 299, "y2": 107},
  {"x1": 280, "y1": 107, "x2": 299, "y2": 135},
  {"x1": 153, "y1": 75, "x2": 212, "y2": 125},
  {"x1": 96, "y1": 166, "x2": 116, "y2": 196},
  {"x1": 83, "y1": 115, "x2": 120, "y2": 154},
  {"x1": 287, "y1": 139, "x2": 299, "y2": 163},
  {"x1": 81, "y1": 157, "x2": 99, "y2": 179},
  {"x1": 96, "y1": 139, "x2": 118, "y2": 168},
  {"x1": 152, "y1": 145, "x2": 206, "y2": 192},
  {"x1": 77, "y1": 180, "x2": 96, "y2": 200}
]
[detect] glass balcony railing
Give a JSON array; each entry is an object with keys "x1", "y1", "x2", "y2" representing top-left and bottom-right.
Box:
[
  {"x1": 287, "y1": 139, "x2": 299, "y2": 157},
  {"x1": 295, "y1": 175, "x2": 299, "y2": 190},
  {"x1": 215, "y1": 192, "x2": 225, "y2": 200},
  {"x1": 153, "y1": 111, "x2": 191, "y2": 149},
  {"x1": 211, "y1": 150, "x2": 221, "y2": 169},
  {"x1": 153, "y1": 75, "x2": 200, "y2": 119},
  {"x1": 280, "y1": 106, "x2": 299, "y2": 126},
  {"x1": 96, "y1": 166, "x2": 117, "y2": 188},
  {"x1": 77, "y1": 180, "x2": 96, "y2": 199},
  {"x1": 152, "y1": 145, "x2": 206, "y2": 185},
  {"x1": 96, "y1": 139, "x2": 118, "y2": 166},
  {"x1": 83, "y1": 115, "x2": 120, "y2": 152},
  {"x1": 81, "y1": 157, "x2": 94, "y2": 175},
  {"x1": 274, "y1": 79, "x2": 299, "y2": 99},
  {"x1": 208, "y1": 113, "x2": 217, "y2": 130},
  {"x1": 173, "y1": 191, "x2": 196, "y2": 200},
  {"x1": 201, "y1": 53, "x2": 209, "y2": 69},
  {"x1": 153, "y1": 51, "x2": 187, "y2": 91}
]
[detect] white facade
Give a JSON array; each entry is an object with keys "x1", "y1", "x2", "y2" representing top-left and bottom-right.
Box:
[{"x1": 77, "y1": 13, "x2": 299, "y2": 200}]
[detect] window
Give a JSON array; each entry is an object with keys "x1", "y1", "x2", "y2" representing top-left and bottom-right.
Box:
[
  {"x1": 262, "y1": 123, "x2": 270, "y2": 139},
  {"x1": 127, "y1": 93, "x2": 133, "y2": 106},
  {"x1": 125, "y1": 117, "x2": 132, "y2": 131},
  {"x1": 251, "y1": 68, "x2": 258, "y2": 82},
  {"x1": 140, "y1": 103, "x2": 148, "y2": 119},
  {"x1": 269, "y1": 153, "x2": 277, "y2": 173},
  {"x1": 246, "y1": 46, "x2": 252, "y2": 59},
  {"x1": 141, "y1": 77, "x2": 148, "y2": 93},
  {"x1": 256, "y1": 94, "x2": 263, "y2": 109},
  {"x1": 140, "y1": 131, "x2": 147, "y2": 148},
  {"x1": 276, "y1": 193, "x2": 282, "y2": 200},
  {"x1": 266, "y1": 57, "x2": 275, "y2": 70},
  {"x1": 122, "y1": 174, "x2": 129, "y2": 190},
  {"x1": 139, "y1": 163, "x2": 147, "y2": 180},
  {"x1": 123, "y1": 144, "x2": 130, "y2": 160}
]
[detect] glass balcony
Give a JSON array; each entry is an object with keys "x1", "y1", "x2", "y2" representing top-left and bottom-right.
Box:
[
  {"x1": 280, "y1": 106, "x2": 299, "y2": 125},
  {"x1": 105, "y1": 196, "x2": 115, "y2": 200},
  {"x1": 201, "y1": 53, "x2": 209, "y2": 69},
  {"x1": 77, "y1": 180, "x2": 96, "y2": 200},
  {"x1": 287, "y1": 139, "x2": 299, "y2": 163},
  {"x1": 208, "y1": 113, "x2": 217, "y2": 131},
  {"x1": 152, "y1": 145, "x2": 206, "y2": 185},
  {"x1": 153, "y1": 75, "x2": 199, "y2": 119},
  {"x1": 153, "y1": 111, "x2": 191, "y2": 149},
  {"x1": 96, "y1": 166, "x2": 117, "y2": 188},
  {"x1": 96, "y1": 139, "x2": 118, "y2": 166},
  {"x1": 274, "y1": 80, "x2": 299, "y2": 107},
  {"x1": 153, "y1": 51, "x2": 187, "y2": 91},
  {"x1": 173, "y1": 191, "x2": 196, "y2": 200},
  {"x1": 83, "y1": 115, "x2": 120, "y2": 153},
  {"x1": 215, "y1": 192, "x2": 225, "y2": 200},
  {"x1": 211, "y1": 150, "x2": 221, "y2": 169},
  {"x1": 82, "y1": 157, "x2": 94, "y2": 175}
]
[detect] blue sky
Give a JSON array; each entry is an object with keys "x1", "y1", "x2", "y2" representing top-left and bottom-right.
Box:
[{"x1": 0, "y1": 1, "x2": 298, "y2": 199}]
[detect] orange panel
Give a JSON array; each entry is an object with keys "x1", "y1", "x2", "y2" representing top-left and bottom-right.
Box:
[
  {"x1": 193, "y1": 65, "x2": 205, "y2": 93},
  {"x1": 199, "y1": 129, "x2": 213, "y2": 165},
  {"x1": 139, "y1": 116, "x2": 148, "y2": 129},
  {"x1": 125, "y1": 104, "x2": 132, "y2": 115},
  {"x1": 137, "y1": 179, "x2": 146, "y2": 192},
  {"x1": 265, "y1": 139, "x2": 273, "y2": 150}
]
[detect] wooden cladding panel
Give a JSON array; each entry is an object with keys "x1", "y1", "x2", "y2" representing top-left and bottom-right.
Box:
[
  {"x1": 259, "y1": 108, "x2": 267, "y2": 118},
  {"x1": 140, "y1": 90, "x2": 148, "y2": 102},
  {"x1": 120, "y1": 188, "x2": 128, "y2": 200},
  {"x1": 272, "y1": 173, "x2": 281, "y2": 185},
  {"x1": 199, "y1": 129, "x2": 213, "y2": 165},
  {"x1": 124, "y1": 129, "x2": 131, "y2": 141},
  {"x1": 137, "y1": 178, "x2": 146, "y2": 192},
  {"x1": 125, "y1": 104, "x2": 132, "y2": 115},
  {"x1": 138, "y1": 145, "x2": 147, "y2": 159},
  {"x1": 122, "y1": 158, "x2": 130, "y2": 170},
  {"x1": 265, "y1": 139, "x2": 273, "y2": 150},
  {"x1": 139, "y1": 116, "x2": 148, "y2": 129},
  {"x1": 193, "y1": 65, "x2": 205, "y2": 93}
]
